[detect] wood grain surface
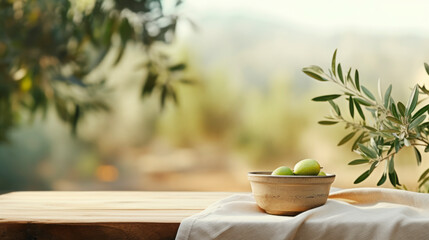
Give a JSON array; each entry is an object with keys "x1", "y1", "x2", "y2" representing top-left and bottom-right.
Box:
[{"x1": 0, "y1": 191, "x2": 235, "y2": 240}]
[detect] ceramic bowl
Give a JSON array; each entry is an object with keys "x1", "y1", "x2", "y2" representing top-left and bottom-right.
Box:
[{"x1": 248, "y1": 171, "x2": 335, "y2": 216}]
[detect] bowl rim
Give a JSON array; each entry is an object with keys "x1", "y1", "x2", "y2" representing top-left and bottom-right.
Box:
[{"x1": 248, "y1": 171, "x2": 336, "y2": 178}]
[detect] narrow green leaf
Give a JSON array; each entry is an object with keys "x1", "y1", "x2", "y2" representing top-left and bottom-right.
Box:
[
  {"x1": 370, "y1": 138, "x2": 378, "y2": 153},
  {"x1": 332, "y1": 49, "x2": 337, "y2": 76},
  {"x1": 414, "y1": 147, "x2": 422, "y2": 166},
  {"x1": 352, "y1": 132, "x2": 365, "y2": 151},
  {"x1": 354, "y1": 170, "x2": 371, "y2": 184},
  {"x1": 329, "y1": 100, "x2": 341, "y2": 116},
  {"x1": 388, "y1": 156, "x2": 400, "y2": 187},
  {"x1": 381, "y1": 129, "x2": 398, "y2": 134},
  {"x1": 348, "y1": 159, "x2": 369, "y2": 165},
  {"x1": 337, "y1": 63, "x2": 344, "y2": 83},
  {"x1": 354, "y1": 98, "x2": 372, "y2": 106},
  {"x1": 394, "y1": 138, "x2": 400, "y2": 153},
  {"x1": 405, "y1": 85, "x2": 419, "y2": 116},
  {"x1": 303, "y1": 71, "x2": 327, "y2": 81},
  {"x1": 425, "y1": 145, "x2": 429, "y2": 153},
  {"x1": 363, "y1": 126, "x2": 377, "y2": 131},
  {"x1": 425, "y1": 63, "x2": 429, "y2": 75},
  {"x1": 377, "y1": 173, "x2": 387, "y2": 186},
  {"x1": 418, "y1": 168, "x2": 429, "y2": 182},
  {"x1": 347, "y1": 68, "x2": 353, "y2": 85},
  {"x1": 390, "y1": 170, "x2": 400, "y2": 187},
  {"x1": 391, "y1": 103, "x2": 399, "y2": 119},
  {"x1": 369, "y1": 161, "x2": 378, "y2": 172},
  {"x1": 409, "y1": 115, "x2": 426, "y2": 129},
  {"x1": 420, "y1": 85, "x2": 429, "y2": 94},
  {"x1": 388, "y1": 156, "x2": 395, "y2": 174},
  {"x1": 318, "y1": 121, "x2": 339, "y2": 125},
  {"x1": 388, "y1": 172, "x2": 396, "y2": 186},
  {"x1": 361, "y1": 86, "x2": 376, "y2": 100},
  {"x1": 397, "y1": 102, "x2": 406, "y2": 117},
  {"x1": 412, "y1": 104, "x2": 429, "y2": 120},
  {"x1": 384, "y1": 84, "x2": 392, "y2": 108},
  {"x1": 338, "y1": 131, "x2": 356, "y2": 146},
  {"x1": 418, "y1": 176, "x2": 429, "y2": 188},
  {"x1": 303, "y1": 66, "x2": 328, "y2": 81},
  {"x1": 354, "y1": 99, "x2": 365, "y2": 120},
  {"x1": 349, "y1": 96, "x2": 354, "y2": 118},
  {"x1": 358, "y1": 144, "x2": 378, "y2": 158},
  {"x1": 312, "y1": 94, "x2": 341, "y2": 101},
  {"x1": 395, "y1": 171, "x2": 401, "y2": 186},
  {"x1": 386, "y1": 116, "x2": 402, "y2": 125},
  {"x1": 354, "y1": 70, "x2": 360, "y2": 91}
]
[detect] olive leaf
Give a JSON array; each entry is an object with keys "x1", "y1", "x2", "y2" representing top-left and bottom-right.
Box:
[
  {"x1": 337, "y1": 63, "x2": 344, "y2": 83},
  {"x1": 390, "y1": 103, "x2": 400, "y2": 119},
  {"x1": 406, "y1": 85, "x2": 419, "y2": 116},
  {"x1": 354, "y1": 70, "x2": 360, "y2": 91},
  {"x1": 425, "y1": 62, "x2": 429, "y2": 76},
  {"x1": 397, "y1": 102, "x2": 406, "y2": 117},
  {"x1": 384, "y1": 84, "x2": 392, "y2": 108},
  {"x1": 312, "y1": 94, "x2": 341, "y2": 101},
  {"x1": 419, "y1": 168, "x2": 429, "y2": 182},
  {"x1": 349, "y1": 96, "x2": 354, "y2": 118},
  {"x1": 329, "y1": 100, "x2": 341, "y2": 116},
  {"x1": 348, "y1": 159, "x2": 369, "y2": 165},
  {"x1": 338, "y1": 131, "x2": 356, "y2": 146},
  {"x1": 318, "y1": 121, "x2": 339, "y2": 125},
  {"x1": 361, "y1": 86, "x2": 376, "y2": 101},
  {"x1": 358, "y1": 144, "x2": 378, "y2": 158},
  {"x1": 409, "y1": 115, "x2": 426, "y2": 130},
  {"x1": 332, "y1": 49, "x2": 337, "y2": 77},
  {"x1": 412, "y1": 104, "x2": 429, "y2": 120},
  {"x1": 354, "y1": 169, "x2": 372, "y2": 184},
  {"x1": 377, "y1": 173, "x2": 387, "y2": 186},
  {"x1": 303, "y1": 66, "x2": 329, "y2": 82},
  {"x1": 354, "y1": 98, "x2": 372, "y2": 106},
  {"x1": 388, "y1": 156, "x2": 400, "y2": 187},
  {"x1": 386, "y1": 116, "x2": 402, "y2": 125},
  {"x1": 354, "y1": 99, "x2": 365, "y2": 120},
  {"x1": 414, "y1": 147, "x2": 422, "y2": 166}
]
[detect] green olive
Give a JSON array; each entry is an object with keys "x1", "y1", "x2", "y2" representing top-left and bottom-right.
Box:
[
  {"x1": 293, "y1": 159, "x2": 321, "y2": 175},
  {"x1": 271, "y1": 166, "x2": 294, "y2": 175}
]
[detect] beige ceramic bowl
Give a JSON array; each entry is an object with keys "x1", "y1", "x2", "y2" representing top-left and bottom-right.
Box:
[{"x1": 248, "y1": 171, "x2": 335, "y2": 216}]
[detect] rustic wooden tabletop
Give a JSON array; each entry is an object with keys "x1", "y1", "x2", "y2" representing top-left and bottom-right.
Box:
[{"x1": 0, "y1": 191, "x2": 235, "y2": 240}]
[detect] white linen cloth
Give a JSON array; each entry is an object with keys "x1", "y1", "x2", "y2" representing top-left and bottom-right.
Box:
[{"x1": 175, "y1": 188, "x2": 429, "y2": 240}]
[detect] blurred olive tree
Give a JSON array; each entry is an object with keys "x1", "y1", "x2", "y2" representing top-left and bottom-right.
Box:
[{"x1": 0, "y1": 0, "x2": 188, "y2": 141}]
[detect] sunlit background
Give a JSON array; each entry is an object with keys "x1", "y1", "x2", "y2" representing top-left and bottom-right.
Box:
[{"x1": 2, "y1": 0, "x2": 429, "y2": 193}]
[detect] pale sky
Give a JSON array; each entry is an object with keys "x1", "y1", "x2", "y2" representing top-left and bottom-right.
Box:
[{"x1": 183, "y1": 0, "x2": 429, "y2": 35}]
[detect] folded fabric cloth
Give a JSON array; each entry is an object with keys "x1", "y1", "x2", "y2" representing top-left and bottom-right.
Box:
[{"x1": 175, "y1": 188, "x2": 429, "y2": 240}]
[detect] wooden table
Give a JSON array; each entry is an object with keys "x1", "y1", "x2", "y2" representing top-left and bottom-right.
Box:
[{"x1": 0, "y1": 191, "x2": 235, "y2": 240}]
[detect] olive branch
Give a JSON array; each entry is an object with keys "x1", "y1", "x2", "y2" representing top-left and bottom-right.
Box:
[{"x1": 303, "y1": 50, "x2": 429, "y2": 192}]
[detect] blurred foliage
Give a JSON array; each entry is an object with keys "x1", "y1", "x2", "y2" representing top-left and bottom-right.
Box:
[
  {"x1": 157, "y1": 67, "x2": 308, "y2": 166},
  {"x1": 304, "y1": 50, "x2": 429, "y2": 192},
  {"x1": 0, "y1": 0, "x2": 187, "y2": 141}
]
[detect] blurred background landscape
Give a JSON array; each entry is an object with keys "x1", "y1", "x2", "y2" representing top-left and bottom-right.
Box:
[{"x1": 2, "y1": 0, "x2": 429, "y2": 193}]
